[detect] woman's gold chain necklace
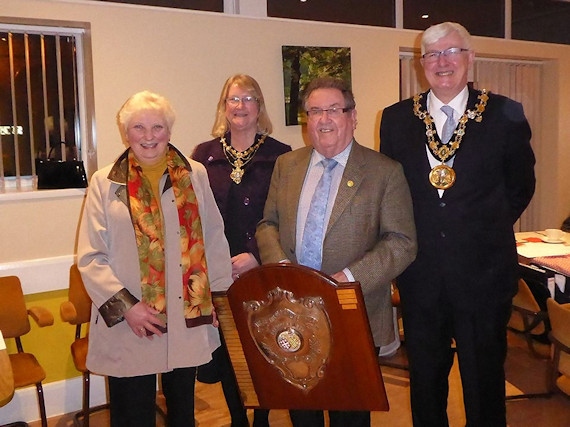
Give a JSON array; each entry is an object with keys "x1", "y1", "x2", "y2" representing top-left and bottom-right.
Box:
[{"x1": 221, "y1": 133, "x2": 267, "y2": 184}]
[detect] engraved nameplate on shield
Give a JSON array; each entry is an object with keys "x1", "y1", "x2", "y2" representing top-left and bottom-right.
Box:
[{"x1": 244, "y1": 287, "x2": 332, "y2": 392}]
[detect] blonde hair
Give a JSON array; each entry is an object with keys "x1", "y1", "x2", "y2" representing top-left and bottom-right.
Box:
[
  {"x1": 117, "y1": 90, "x2": 176, "y2": 137},
  {"x1": 211, "y1": 74, "x2": 273, "y2": 137},
  {"x1": 421, "y1": 22, "x2": 472, "y2": 55}
]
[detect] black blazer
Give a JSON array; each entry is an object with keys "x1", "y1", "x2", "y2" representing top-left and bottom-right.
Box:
[{"x1": 380, "y1": 88, "x2": 536, "y2": 310}]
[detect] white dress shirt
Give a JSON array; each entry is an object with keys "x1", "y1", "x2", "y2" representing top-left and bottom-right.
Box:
[{"x1": 426, "y1": 86, "x2": 469, "y2": 197}]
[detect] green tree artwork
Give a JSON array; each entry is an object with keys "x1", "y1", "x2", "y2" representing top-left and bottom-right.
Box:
[{"x1": 282, "y1": 46, "x2": 352, "y2": 126}]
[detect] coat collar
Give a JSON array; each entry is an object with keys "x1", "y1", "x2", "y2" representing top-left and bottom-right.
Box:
[
  {"x1": 107, "y1": 144, "x2": 193, "y2": 185},
  {"x1": 107, "y1": 144, "x2": 193, "y2": 205},
  {"x1": 327, "y1": 141, "x2": 366, "y2": 232},
  {"x1": 286, "y1": 142, "x2": 367, "y2": 236}
]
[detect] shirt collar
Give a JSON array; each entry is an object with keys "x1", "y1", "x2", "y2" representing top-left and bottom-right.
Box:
[
  {"x1": 309, "y1": 140, "x2": 353, "y2": 169},
  {"x1": 428, "y1": 86, "x2": 469, "y2": 117}
]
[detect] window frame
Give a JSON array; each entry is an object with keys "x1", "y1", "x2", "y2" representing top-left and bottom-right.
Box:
[{"x1": 0, "y1": 17, "x2": 96, "y2": 198}]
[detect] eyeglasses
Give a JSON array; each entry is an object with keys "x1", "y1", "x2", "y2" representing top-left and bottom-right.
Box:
[
  {"x1": 305, "y1": 107, "x2": 353, "y2": 119},
  {"x1": 225, "y1": 96, "x2": 258, "y2": 106},
  {"x1": 421, "y1": 47, "x2": 469, "y2": 63}
]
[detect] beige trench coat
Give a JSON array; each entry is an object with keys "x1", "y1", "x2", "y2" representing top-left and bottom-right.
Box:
[{"x1": 77, "y1": 150, "x2": 233, "y2": 378}]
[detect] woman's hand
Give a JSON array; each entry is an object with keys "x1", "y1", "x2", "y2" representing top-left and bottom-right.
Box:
[
  {"x1": 331, "y1": 271, "x2": 349, "y2": 283},
  {"x1": 124, "y1": 302, "x2": 166, "y2": 339},
  {"x1": 212, "y1": 307, "x2": 219, "y2": 328},
  {"x1": 231, "y1": 252, "x2": 259, "y2": 280}
]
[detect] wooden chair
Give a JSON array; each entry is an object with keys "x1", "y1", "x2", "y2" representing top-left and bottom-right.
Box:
[
  {"x1": 0, "y1": 330, "x2": 26, "y2": 427},
  {"x1": 0, "y1": 331, "x2": 15, "y2": 408},
  {"x1": 508, "y1": 278, "x2": 551, "y2": 359},
  {"x1": 0, "y1": 276, "x2": 54, "y2": 427},
  {"x1": 505, "y1": 278, "x2": 553, "y2": 400},
  {"x1": 60, "y1": 264, "x2": 167, "y2": 426},
  {"x1": 60, "y1": 264, "x2": 109, "y2": 427},
  {"x1": 546, "y1": 298, "x2": 570, "y2": 396}
]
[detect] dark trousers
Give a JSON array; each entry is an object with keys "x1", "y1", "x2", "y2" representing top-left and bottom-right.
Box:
[
  {"x1": 402, "y1": 289, "x2": 512, "y2": 427},
  {"x1": 108, "y1": 367, "x2": 196, "y2": 427},
  {"x1": 289, "y1": 409, "x2": 370, "y2": 427},
  {"x1": 209, "y1": 338, "x2": 272, "y2": 426},
  {"x1": 210, "y1": 343, "x2": 250, "y2": 426}
]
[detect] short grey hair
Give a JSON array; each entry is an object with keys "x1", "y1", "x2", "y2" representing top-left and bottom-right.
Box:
[
  {"x1": 117, "y1": 90, "x2": 176, "y2": 136},
  {"x1": 421, "y1": 22, "x2": 472, "y2": 55}
]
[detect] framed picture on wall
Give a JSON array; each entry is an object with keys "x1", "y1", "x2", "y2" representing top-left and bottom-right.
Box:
[{"x1": 282, "y1": 46, "x2": 351, "y2": 126}]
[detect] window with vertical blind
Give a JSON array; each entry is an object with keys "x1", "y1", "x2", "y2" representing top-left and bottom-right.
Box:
[
  {"x1": 398, "y1": 52, "x2": 543, "y2": 231},
  {"x1": 0, "y1": 19, "x2": 95, "y2": 192}
]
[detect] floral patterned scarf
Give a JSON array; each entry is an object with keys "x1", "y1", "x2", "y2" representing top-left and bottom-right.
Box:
[{"x1": 127, "y1": 146, "x2": 213, "y2": 328}]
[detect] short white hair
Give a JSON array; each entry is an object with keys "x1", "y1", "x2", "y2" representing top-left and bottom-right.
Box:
[
  {"x1": 421, "y1": 22, "x2": 472, "y2": 55},
  {"x1": 117, "y1": 90, "x2": 176, "y2": 136}
]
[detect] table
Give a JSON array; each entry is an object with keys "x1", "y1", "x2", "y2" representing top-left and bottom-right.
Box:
[
  {"x1": 516, "y1": 231, "x2": 570, "y2": 263},
  {"x1": 516, "y1": 231, "x2": 570, "y2": 303},
  {"x1": 0, "y1": 330, "x2": 15, "y2": 407}
]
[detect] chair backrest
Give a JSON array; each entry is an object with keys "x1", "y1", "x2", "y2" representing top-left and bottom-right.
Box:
[
  {"x1": 0, "y1": 276, "x2": 31, "y2": 339},
  {"x1": 509, "y1": 278, "x2": 546, "y2": 335},
  {"x1": 512, "y1": 278, "x2": 542, "y2": 312},
  {"x1": 0, "y1": 331, "x2": 15, "y2": 406},
  {"x1": 547, "y1": 298, "x2": 570, "y2": 377},
  {"x1": 547, "y1": 298, "x2": 570, "y2": 347},
  {"x1": 67, "y1": 264, "x2": 92, "y2": 325}
]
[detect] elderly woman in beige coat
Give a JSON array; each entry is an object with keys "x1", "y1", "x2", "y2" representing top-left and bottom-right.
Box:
[{"x1": 77, "y1": 90, "x2": 233, "y2": 427}]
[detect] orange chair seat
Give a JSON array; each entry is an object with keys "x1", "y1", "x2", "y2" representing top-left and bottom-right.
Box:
[
  {"x1": 9, "y1": 352, "x2": 46, "y2": 388},
  {"x1": 71, "y1": 337, "x2": 89, "y2": 373}
]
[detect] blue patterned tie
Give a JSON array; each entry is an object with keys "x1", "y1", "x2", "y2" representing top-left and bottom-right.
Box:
[
  {"x1": 299, "y1": 158, "x2": 338, "y2": 270},
  {"x1": 441, "y1": 105, "x2": 456, "y2": 144}
]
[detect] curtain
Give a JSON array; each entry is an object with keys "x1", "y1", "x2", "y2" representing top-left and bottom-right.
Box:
[{"x1": 473, "y1": 59, "x2": 542, "y2": 231}]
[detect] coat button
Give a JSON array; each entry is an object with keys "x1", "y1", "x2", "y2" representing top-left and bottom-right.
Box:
[
  {"x1": 440, "y1": 231, "x2": 446, "y2": 238},
  {"x1": 439, "y1": 201, "x2": 446, "y2": 208},
  {"x1": 243, "y1": 197, "x2": 250, "y2": 206}
]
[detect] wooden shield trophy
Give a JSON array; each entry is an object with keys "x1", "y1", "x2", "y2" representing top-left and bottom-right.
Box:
[{"x1": 212, "y1": 263, "x2": 389, "y2": 411}]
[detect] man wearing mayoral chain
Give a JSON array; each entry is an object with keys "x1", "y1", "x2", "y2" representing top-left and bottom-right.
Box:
[{"x1": 380, "y1": 22, "x2": 535, "y2": 427}]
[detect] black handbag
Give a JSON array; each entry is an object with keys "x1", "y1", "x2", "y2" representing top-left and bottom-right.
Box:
[{"x1": 35, "y1": 157, "x2": 88, "y2": 189}]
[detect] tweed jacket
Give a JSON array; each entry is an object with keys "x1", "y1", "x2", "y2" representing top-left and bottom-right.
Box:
[
  {"x1": 380, "y1": 88, "x2": 536, "y2": 310},
  {"x1": 256, "y1": 141, "x2": 417, "y2": 347},
  {"x1": 77, "y1": 146, "x2": 233, "y2": 377}
]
